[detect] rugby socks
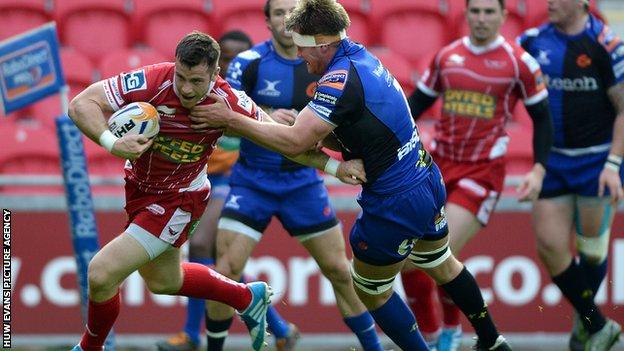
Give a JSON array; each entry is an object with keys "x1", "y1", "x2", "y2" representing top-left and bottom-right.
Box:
[
  {"x1": 553, "y1": 259, "x2": 606, "y2": 333},
  {"x1": 579, "y1": 254, "x2": 608, "y2": 295},
  {"x1": 370, "y1": 292, "x2": 429, "y2": 351},
  {"x1": 344, "y1": 312, "x2": 384, "y2": 351},
  {"x1": 206, "y1": 316, "x2": 233, "y2": 351},
  {"x1": 177, "y1": 263, "x2": 251, "y2": 311},
  {"x1": 79, "y1": 290, "x2": 120, "y2": 351},
  {"x1": 401, "y1": 269, "x2": 441, "y2": 336},
  {"x1": 440, "y1": 267, "x2": 499, "y2": 349},
  {"x1": 439, "y1": 288, "x2": 462, "y2": 327},
  {"x1": 183, "y1": 257, "x2": 215, "y2": 345},
  {"x1": 240, "y1": 273, "x2": 290, "y2": 338}
]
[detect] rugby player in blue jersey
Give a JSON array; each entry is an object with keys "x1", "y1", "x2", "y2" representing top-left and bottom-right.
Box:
[
  {"x1": 190, "y1": 1, "x2": 512, "y2": 350},
  {"x1": 198, "y1": 1, "x2": 384, "y2": 351},
  {"x1": 518, "y1": 0, "x2": 623, "y2": 349}
]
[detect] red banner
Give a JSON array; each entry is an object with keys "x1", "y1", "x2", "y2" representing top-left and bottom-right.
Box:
[{"x1": 10, "y1": 211, "x2": 624, "y2": 335}]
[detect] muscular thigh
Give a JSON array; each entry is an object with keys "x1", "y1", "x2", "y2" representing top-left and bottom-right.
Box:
[
  {"x1": 301, "y1": 225, "x2": 347, "y2": 272},
  {"x1": 138, "y1": 247, "x2": 182, "y2": 287},
  {"x1": 532, "y1": 196, "x2": 575, "y2": 248}
]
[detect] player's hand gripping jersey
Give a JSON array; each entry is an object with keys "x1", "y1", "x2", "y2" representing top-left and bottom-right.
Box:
[
  {"x1": 103, "y1": 62, "x2": 260, "y2": 194},
  {"x1": 419, "y1": 36, "x2": 548, "y2": 162},
  {"x1": 519, "y1": 15, "x2": 624, "y2": 150}
]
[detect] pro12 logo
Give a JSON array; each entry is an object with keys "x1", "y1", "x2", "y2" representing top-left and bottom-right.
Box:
[{"x1": 121, "y1": 69, "x2": 147, "y2": 93}]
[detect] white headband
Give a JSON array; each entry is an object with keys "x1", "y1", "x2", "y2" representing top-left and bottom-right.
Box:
[{"x1": 291, "y1": 30, "x2": 347, "y2": 47}]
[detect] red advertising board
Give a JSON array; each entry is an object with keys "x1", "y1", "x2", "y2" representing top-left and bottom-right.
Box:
[{"x1": 9, "y1": 211, "x2": 624, "y2": 335}]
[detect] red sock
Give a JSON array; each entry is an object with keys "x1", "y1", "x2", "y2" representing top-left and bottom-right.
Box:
[
  {"x1": 401, "y1": 269, "x2": 440, "y2": 334},
  {"x1": 438, "y1": 287, "x2": 461, "y2": 327},
  {"x1": 177, "y1": 263, "x2": 252, "y2": 311},
  {"x1": 79, "y1": 291, "x2": 120, "y2": 351}
]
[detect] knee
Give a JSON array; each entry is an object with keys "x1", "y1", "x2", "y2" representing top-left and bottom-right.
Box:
[
  {"x1": 87, "y1": 258, "x2": 117, "y2": 294},
  {"x1": 319, "y1": 260, "x2": 352, "y2": 288},
  {"x1": 354, "y1": 283, "x2": 392, "y2": 310},
  {"x1": 214, "y1": 255, "x2": 245, "y2": 280}
]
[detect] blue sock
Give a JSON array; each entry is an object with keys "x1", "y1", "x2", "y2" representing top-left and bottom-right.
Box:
[
  {"x1": 183, "y1": 257, "x2": 215, "y2": 344},
  {"x1": 580, "y1": 255, "x2": 608, "y2": 295},
  {"x1": 370, "y1": 292, "x2": 429, "y2": 351},
  {"x1": 239, "y1": 274, "x2": 290, "y2": 338},
  {"x1": 344, "y1": 312, "x2": 384, "y2": 351}
]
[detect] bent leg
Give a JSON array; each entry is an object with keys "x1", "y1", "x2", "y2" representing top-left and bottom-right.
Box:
[
  {"x1": 80, "y1": 232, "x2": 153, "y2": 351},
  {"x1": 414, "y1": 237, "x2": 502, "y2": 350},
  {"x1": 302, "y1": 225, "x2": 383, "y2": 351}
]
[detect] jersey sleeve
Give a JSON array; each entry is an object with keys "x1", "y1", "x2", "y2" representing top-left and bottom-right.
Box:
[
  {"x1": 515, "y1": 49, "x2": 548, "y2": 106},
  {"x1": 597, "y1": 25, "x2": 624, "y2": 87},
  {"x1": 416, "y1": 52, "x2": 443, "y2": 97},
  {"x1": 214, "y1": 77, "x2": 260, "y2": 121},
  {"x1": 225, "y1": 49, "x2": 261, "y2": 92},
  {"x1": 102, "y1": 63, "x2": 166, "y2": 111},
  {"x1": 307, "y1": 68, "x2": 355, "y2": 126}
]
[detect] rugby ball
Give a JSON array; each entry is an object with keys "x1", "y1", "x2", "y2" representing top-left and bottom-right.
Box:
[{"x1": 108, "y1": 102, "x2": 160, "y2": 138}]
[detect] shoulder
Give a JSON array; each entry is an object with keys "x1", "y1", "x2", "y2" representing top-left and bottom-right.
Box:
[
  {"x1": 517, "y1": 24, "x2": 551, "y2": 47},
  {"x1": 213, "y1": 76, "x2": 256, "y2": 116},
  {"x1": 591, "y1": 17, "x2": 623, "y2": 54}
]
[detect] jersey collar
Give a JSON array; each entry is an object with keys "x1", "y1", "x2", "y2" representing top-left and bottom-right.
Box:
[{"x1": 462, "y1": 35, "x2": 505, "y2": 55}]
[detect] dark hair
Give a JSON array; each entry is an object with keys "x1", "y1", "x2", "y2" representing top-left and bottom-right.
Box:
[
  {"x1": 264, "y1": 0, "x2": 271, "y2": 19},
  {"x1": 218, "y1": 30, "x2": 253, "y2": 48},
  {"x1": 285, "y1": 0, "x2": 350, "y2": 36},
  {"x1": 465, "y1": 0, "x2": 505, "y2": 9},
  {"x1": 175, "y1": 31, "x2": 220, "y2": 68}
]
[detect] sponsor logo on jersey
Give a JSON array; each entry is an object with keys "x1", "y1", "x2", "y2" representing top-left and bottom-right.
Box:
[
  {"x1": 225, "y1": 195, "x2": 242, "y2": 210},
  {"x1": 156, "y1": 105, "x2": 176, "y2": 118},
  {"x1": 484, "y1": 59, "x2": 507, "y2": 70},
  {"x1": 576, "y1": 54, "x2": 592, "y2": 68},
  {"x1": 443, "y1": 89, "x2": 496, "y2": 119},
  {"x1": 397, "y1": 129, "x2": 421, "y2": 161},
  {"x1": 152, "y1": 136, "x2": 207, "y2": 163},
  {"x1": 121, "y1": 69, "x2": 147, "y2": 93},
  {"x1": 313, "y1": 91, "x2": 338, "y2": 105},
  {"x1": 318, "y1": 69, "x2": 348, "y2": 90},
  {"x1": 536, "y1": 49, "x2": 551, "y2": 66},
  {"x1": 257, "y1": 79, "x2": 281, "y2": 97},
  {"x1": 308, "y1": 101, "x2": 333, "y2": 119},
  {"x1": 544, "y1": 75, "x2": 599, "y2": 91},
  {"x1": 146, "y1": 204, "x2": 165, "y2": 215},
  {"x1": 234, "y1": 89, "x2": 254, "y2": 114},
  {"x1": 447, "y1": 54, "x2": 465, "y2": 66}
]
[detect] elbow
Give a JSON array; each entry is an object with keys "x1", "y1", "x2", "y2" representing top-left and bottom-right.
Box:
[
  {"x1": 67, "y1": 97, "x2": 81, "y2": 122},
  {"x1": 281, "y1": 141, "x2": 311, "y2": 158}
]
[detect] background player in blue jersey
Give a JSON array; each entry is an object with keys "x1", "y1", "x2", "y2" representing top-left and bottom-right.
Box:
[
  {"x1": 202, "y1": 1, "x2": 383, "y2": 351},
  {"x1": 190, "y1": 1, "x2": 511, "y2": 350},
  {"x1": 519, "y1": 0, "x2": 623, "y2": 350},
  {"x1": 156, "y1": 31, "x2": 299, "y2": 351}
]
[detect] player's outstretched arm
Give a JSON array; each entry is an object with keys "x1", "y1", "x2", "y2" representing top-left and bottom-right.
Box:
[{"x1": 190, "y1": 93, "x2": 332, "y2": 157}]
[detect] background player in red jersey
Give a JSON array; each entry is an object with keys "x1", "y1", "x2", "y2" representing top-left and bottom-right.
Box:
[
  {"x1": 67, "y1": 31, "x2": 287, "y2": 351},
  {"x1": 402, "y1": 0, "x2": 554, "y2": 350}
]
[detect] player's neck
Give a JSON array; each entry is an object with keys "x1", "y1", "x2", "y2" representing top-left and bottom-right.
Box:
[
  {"x1": 272, "y1": 38, "x2": 298, "y2": 60},
  {"x1": 469, "y1": 34, "x2": 499, "y2": 48},
  {"x1": 554, "y1": 12, "x2": 589, "y2": 35}
]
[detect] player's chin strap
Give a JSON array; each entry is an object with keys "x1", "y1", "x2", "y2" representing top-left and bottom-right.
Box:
[{"x1": 291, "y1": 30, "x2": 346, "y2": 47}]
